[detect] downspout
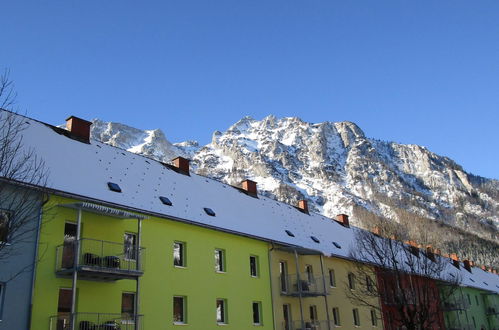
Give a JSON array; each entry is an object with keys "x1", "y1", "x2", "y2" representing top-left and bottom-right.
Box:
[
  {"x1": 135, "y1": 218, "x2": 142, "y2": 330},
  {"x1": 319, "y1": 254, "x2": 331, "y2": 330},
  {"x1": 268, "y1": 243, "x2": 277, "y2": 330},
  {"x1": 27, "y1": 193, "x2": 49, "y2": 330},
  {"x1": 70, "y1": 208, "x2": 82, "y2": 330},
  {"x1": 293, "y1": 249, "x2": 305, "y2": 330}
]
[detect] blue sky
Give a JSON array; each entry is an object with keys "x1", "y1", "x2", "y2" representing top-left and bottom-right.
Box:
[{"x1": 2, "y1": 1, "x2": 498, "y2": 179}]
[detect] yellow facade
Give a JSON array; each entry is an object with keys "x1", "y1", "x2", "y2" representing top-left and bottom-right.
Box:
[{"x1": 270, "y1": 248, "x2": 381, "y2": 330}]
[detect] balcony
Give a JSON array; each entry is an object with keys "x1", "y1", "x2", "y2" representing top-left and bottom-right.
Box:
[
  {"x1": 441, "y1": 297, "x2": 470, "y2": 311},
  {"x1": 49, "y1": 313, "x2": 143, "y2": 330},
  {"x1": 283, "y1": 320, "x2": 332, "y2": 330},
  {"x1": 55, "y1": 238, "x2": 145, "y2": 281},
  {"x1": 280, "y1": 274, "x2": 328, "y2": 297}
]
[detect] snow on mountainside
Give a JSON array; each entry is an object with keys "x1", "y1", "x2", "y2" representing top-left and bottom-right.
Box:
[{"x1": 90, "y1": 116, "x2": 499, "y2": 253}]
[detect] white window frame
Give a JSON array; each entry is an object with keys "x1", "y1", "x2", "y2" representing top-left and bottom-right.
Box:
[
  {"x1": 215, "y1": 249, "x2": 226, "y2": 273},
  {"x1": 252, "y1": 301, "x2": 262, "y2": 325},
  {"x1": 332, "y1": 307, "x2": 341, "y2": 326},
  {"x1": 173, "y1": 241, "x2": 186, "y2": 268},
  {"x1": 250, "y1": 255, "x2": 259, "y2": 277},
  {"x1": 216, "y1": 298, "x2": 227, "y2": 324},
  {"x1": 173, "y1": 296, "x2": 187, "y2": 325},
  {"x1": 348, "y1": 273, "x2": 356, "y2": 290},
  {"x1": 124, "y1": 232, "x2": 138, "y2": 261},
  {"x1": 329, "y1": 269, "x2": 336, "y2": 287},
  {"x1": 121, "y1": 292, "x2": 136, "y2": 325},
  {"x1": 353, "y1": 308, "x2": 360, "y2": 327}
]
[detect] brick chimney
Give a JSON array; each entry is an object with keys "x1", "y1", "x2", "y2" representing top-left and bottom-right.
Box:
[
  {"x1": 172, "y1": 157, "x2": 190, "y2": 175},
  {"x1": 241, "y1": 179, "x2": 258, "y2": 197},
  {"x1": 336, "y1": 214, "x2": 350, "y2": 228},
  {"x1": 297, "y1": 200, "x2": 308, "y2": 213},
  {"x1": 426, "y1": 246, "x2": 436, "y2": 262},
  {"x1": 481, "y1": 265, "x2": 487, "y2": 271},
  {"x1": 450, "y1": 253, "x2": 460, "y2": 269},
  {"x1": 463, "y1": 260, "x2": 472, "y2": 273},
  {"x1": 372, "y1": 226, "x2": 381, "y2": 236},
  {"x1": 66, "y1": 116, "x2": 92, "y2": 143}
]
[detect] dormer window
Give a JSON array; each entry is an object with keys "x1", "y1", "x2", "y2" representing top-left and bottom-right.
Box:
[
  {"x1": 159, "y1": 196, "x2": 172, "y2": 206},
  {"x1": 107, "y1": 182, "x2": 122, "y2": 193},
  {"x1": 204, "y1": 208, "x2": 216, "y2": 217}
]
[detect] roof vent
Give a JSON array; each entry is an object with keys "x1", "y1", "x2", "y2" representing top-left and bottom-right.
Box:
[
  {"x1": 335, "y1": 214, "x2": 350, "y2": 228},
  {"x1": 203, "y1": 207, "x2": 216, "y2": 217},
  {"x1": 285, "y1": 230, "x2": 295, "y2": 237},
  {"x1": 159, "y1": 196, "x2": 172, "y2": 206},
  {"x1": 66, "y1": 116, "x2": 92, "y2": 143},
  {"x1": 463, "y1": 260, "x2": 472, "y2": 273},
  {"x1": 107, "y1": 182, "x2": 122, "y2": 193},
  {"x1": 241, "y1": 179, "x2": 258, "y2": 197},
  {"x1": 311, "y1": 236, "x2": 320, "y2": 243},
  {"x1": 297, "y1": 200, "x2": 309, "y2": 214},
  {"x1": 333, "y1": 242, "x2": 341, "y2": 249},
  {"x1": 172, "y1": 157, "x2": 190, "y2": 176}
]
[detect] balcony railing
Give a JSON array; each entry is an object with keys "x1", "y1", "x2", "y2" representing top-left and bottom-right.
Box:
[
  {"x1": 280, "y1": 274, "x2": 328, "y2": 297},
  {"x1": 55, "y1": 238, "x2": 145, "y2": 281},
  {"x1": 49, "y1": 313, "x2": 143, "y2": 330},
  {"x1": 284, "y1": 320, "x2": 332, "y2": 330},
  {"x1": 441, "y1": 297, "x2": 470, "y2": 311}
]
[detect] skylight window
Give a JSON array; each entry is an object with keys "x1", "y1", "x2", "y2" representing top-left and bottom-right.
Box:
[
  {"x1": 285, "y1": 230, "x2": 295, "y2": 237},
  {"x1": 204, "y1": 208, "x2": 216, "y2": 216},
  {"x1": 469, "y1": 278, "x2": 475, "y2": 283},
  {"x1": 333, "y1": 242, "x2": 342, "y2": 249},
  {"x1": 483, "y1": 282, "x2": 488, "y2": 286},
  {"x1": 107, "y1": 182, "x2": 122, "y2": 193},
  {"x1": 311, "y1": 236, "x2": 320, "y2": 243},
  {"x1": 159, "y1": 196, "x2": 172, "y2": 206}
]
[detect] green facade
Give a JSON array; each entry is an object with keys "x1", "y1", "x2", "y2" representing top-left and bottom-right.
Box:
[{"x1": 30, "y1": 195, "x2": 274, "y2": 329}]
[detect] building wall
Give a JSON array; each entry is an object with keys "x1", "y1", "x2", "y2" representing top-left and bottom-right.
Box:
[
  {"x1": 270, "y1": 248, "x2": 381, "y2": 330},
  {"x1": 0, "y1": 185, "x2": 43, "y2": 330},
  {"x1": 30, "y1": 195, "x2": 274, "y2": 329}
]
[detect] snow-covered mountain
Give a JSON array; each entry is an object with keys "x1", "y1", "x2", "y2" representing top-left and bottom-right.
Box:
[{"x1": 90, "y1": 116, "x2": 499, "y2": 251}]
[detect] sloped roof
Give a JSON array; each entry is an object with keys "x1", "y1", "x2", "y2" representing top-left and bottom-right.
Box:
[{"x1": 7, "y1": 111, "x2": 499, "y2": 293}]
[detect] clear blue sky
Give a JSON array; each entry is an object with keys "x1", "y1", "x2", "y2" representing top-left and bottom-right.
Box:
[{"x1": 2, "y1": 1, "x2": 498, "y2": 179}]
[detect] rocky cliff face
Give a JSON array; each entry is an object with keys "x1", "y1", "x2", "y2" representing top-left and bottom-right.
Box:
[{"x1": 90, "y1": 116, "x2": 499, "y2": 247}]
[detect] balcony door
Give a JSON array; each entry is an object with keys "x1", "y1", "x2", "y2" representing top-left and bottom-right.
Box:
[
  {"x1": 62, "y1": 222, "x2": 77, "y2": 269},
  {"x1": 279, "y1": 261, "x2": 288, "y2": 292},
  {"x1": 283, "y1": 304, "x2": 291, "y2": 330},
  {"x1": 57, "y1": 288, "x2": 72, "y2": 330}
]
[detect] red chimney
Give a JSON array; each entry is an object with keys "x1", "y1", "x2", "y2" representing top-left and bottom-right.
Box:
[
  {"x1": 481, "y1": 265, "x2": 487, "y2": 271},
  {"x1": 297, "y1": 200, "x2": 308, "y2": 213},
  {"x1": 66, "y1": 116, "x2": 92, "y2": 143},
  {"x1": 463, "y1": 260, "x2": 472, "y2": 273},
  {"x1": 241, "y1": 179, "x2": 258, "y2": 197},
  {"x1": 336, "y1": 214, "x2": 350, "y2": 228},
  {"x1": 172, "y1": 157, "x2": 190, "y2": 175},
  {"x1": 450, "y1": 254, "x2": 460, "y2": 269}
]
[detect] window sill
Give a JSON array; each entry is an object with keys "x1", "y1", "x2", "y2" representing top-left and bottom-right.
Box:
[
  {"x1": 174, "y1": 265, "x2": 187, "y2": 269},
  {"x1": 173, "y1": 322, "x2": 188, "y2": 326},
  {"x1": 215, "y1": 271, "x2": 226, "y2": 274},
  {"x1": 217, "y1": 322, "x2": 228, "y2": 326}
]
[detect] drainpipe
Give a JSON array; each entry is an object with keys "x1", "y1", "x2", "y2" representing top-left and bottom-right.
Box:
[
  {"x1": 70, "y1": 208, "x2": 82, "y2": 330},
  {"x1": 268, "y1": 243, "x2": 277, "y2": 330},
  {"x1": 135, "y1": 218, "x2": 142, "y2": 330},
  {"x1": 28, "y1": 194, "x2": 49, "y2": 330},
  {"x1": 319, "y1": 255, "x2": 331, "y2": 330},
  {"x1": 293, "y1": 249, "x2": 305, "y2": 330}
]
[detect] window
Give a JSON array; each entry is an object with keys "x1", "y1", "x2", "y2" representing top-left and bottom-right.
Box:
[
  {"x1": 107, "y1": 182, "x2": 122, "y2": 192},
  {"x1": 467, "y1": 293, "x2": 471, "y2": 305},
  {"x1": 215, "y1": 249, "x2": 225, "y2": 272},
  {"x1": 250, "y1": 255, "x2": 258, "y2": 277},
  {"x1": 124, "y1": 233, "x2": 137, "y2": 260},
  {"x1": 370, "y1": 309, "x2": 377, "y2": 326},
  {"x1": 348, "y1": 273, "x2": 356, "y2": 290},
  {"x1": 475, "y1": 295, "x2": 479, "y2": 306},
  {"x1": 216, "y1": 299, "x2": 227, "y2": 324},
  {"x1": 121, "y1": 292, "x2": 136, "y2": 322},
  {"x1": 305, "y1": 265, "x2": 314, "y2": 283},
  {"x1": 252, "y1": 302, "x2": 262, "y2": 325},
  {"x1": 0, "y1": 210, "x2": 11, "y2": 243},
  {"x1": 332, "y1": 307, "x2": 341, "y2": 326},
  {"x1": 173, "y1": 296, "x2": 186, "y2": 324},
  {"x1": 366, "y1": 276, "x2": 374, "y2": 292},
  {"x1": 472, "y1": 316, "x2": 476, "y2": 328},
  {"x1": 0, "y1": 283, "x2": 4, "y2": 321},
  {"x1": 283, "y1": 305, "x2": 292, "y2": 330},
  {"x1": 309, "y1": 305, "x2": 318, "y2": 322},
  {"x1": 280, "y1": 261, "x2": 288, "y2": 292},
  {"x1": 329, "y1": 269, "x2": 336, "y2": 287},
  {"x1": 173, "y1": 242, "x2": 185, "y2": 267},
  {"x1": 353, "y1": 308, "x2": 360, "y2": 326}
]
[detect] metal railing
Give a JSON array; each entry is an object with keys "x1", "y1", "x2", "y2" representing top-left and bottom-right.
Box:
[
  {"x1": 284, "y1": 320, "x2": 333, "y2": 330},
  {"x1": 441, "y1": 296, "x2": 470, "y2": 311},
  {"x1": 49, "y1": 313, "x2": 143, "y2": 330},
  {"x1": 280, "y1": 274, "x2": 328, "y2": 296},
  {"x1": 56, "y1": 238, "x2": 145, "y2": 274}
]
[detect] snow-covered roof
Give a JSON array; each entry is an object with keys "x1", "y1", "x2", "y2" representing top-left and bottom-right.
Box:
[{"x1": 9, "y1": 112, "x2": 499, "y2": 294}]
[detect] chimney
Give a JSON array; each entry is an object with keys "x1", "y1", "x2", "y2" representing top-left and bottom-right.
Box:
[
  {"x1": 450, "y1": 254, "x2": 460, "y2": 269},
  {"x1": 297, "y1": 200, "x2": 308, "y2": 213},
  {"x1": 372, "y1": 226, "x2": 381, "y2": 236},
  {"x1": 426, "y1": 246, "x2": 436, "y2": 262},
  {"x1": 172, "y1": 157, "x2": 190, "y2": 175},
  {"x1": 463, "y1": 260, "x2": 472, "y2": 273},
  {"x1": 481, "y1": 265, "x2": 487, "y2": 271},
  {"x1": 66, "y1": 116, "x2": 92, "y2": 143},
  {"x1": 336, "y1": 214, "x2": 350, "y2": 228},
  {"x1": 241, "y1": 179, "x2": 258, "y2": 197}
]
